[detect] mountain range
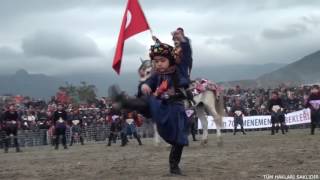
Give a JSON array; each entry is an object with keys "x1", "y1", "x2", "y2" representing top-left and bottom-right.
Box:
[
  {"x1": 220, "y1": 50, "x2": 320, "y2": 88},
  {"x1": 0, "y1": 50, "x2": 319, "y2": 98}
]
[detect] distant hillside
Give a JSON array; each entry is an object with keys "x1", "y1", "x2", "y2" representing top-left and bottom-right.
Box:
[
  {"x1": 0, "y1": 69, "x2": 63, "y2": 99},
  {"x1": 58, "y1": 72, "x2": 140, "y2": 97},
  {"x1": 191, "y1": 63, "x2": 285, "y2": 82},
  {"x1": 0, "y1": 62, "x2": 286, "y2": 98},
  {"x1": 257, "y1": 50, "x2": 320, "y2": 87},
  {"x1": 219, "y1": 50, "x2": 320, "y2": 88},
  {"x1": 60, "y1": 63, "x2": 285, "y2": 96}
]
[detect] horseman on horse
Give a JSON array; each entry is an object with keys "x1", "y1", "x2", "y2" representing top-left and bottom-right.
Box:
[{"x1": 136, "y1": 28, "x2": 225, "y2": 146}]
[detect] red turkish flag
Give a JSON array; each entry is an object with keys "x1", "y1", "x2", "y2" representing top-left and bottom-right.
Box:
[{"x1": 112, "y1": 0, "x2": 150, "y2": 74}]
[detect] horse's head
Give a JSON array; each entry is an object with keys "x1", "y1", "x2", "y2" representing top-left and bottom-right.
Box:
[{"x1": 138, "y1": 58, "x2": 153, "y2": 82}]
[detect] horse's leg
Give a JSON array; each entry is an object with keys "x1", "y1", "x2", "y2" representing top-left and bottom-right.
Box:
[
  {"x1": 153, "y1": 123, "x2": 160, "y2": 146},
  {"x1": 204, "y1": 103, "x2": 223, "y2": 147},
  {"x1": 202, "y1": 92, "x2": 223, "y2": 147},
  {"x1": 195, "y1": 105, "x2": 208, "y2": 145}
]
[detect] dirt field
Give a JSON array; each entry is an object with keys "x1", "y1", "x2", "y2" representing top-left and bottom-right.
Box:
[{"x1": 0, "y1": 129, "x2": 319, "y2": 180}]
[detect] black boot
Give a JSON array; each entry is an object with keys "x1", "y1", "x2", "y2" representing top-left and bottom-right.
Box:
[
  {"x1": 191, "y1": 123, "x2": 197, "y2": 141},
  {"x1": 169, "y1": 145, "x2": 184, "y2": 175},
  {"x1": 311, "y1": 124, "x2": 316, "y2": 135},
  {"x1": 107, "y1": 133, "x2": 113, "y2": 146},
  {"x1": 80, "y1": 136, "x2": 84, "y2": 145},
  {"x1": 134, "y1": 133, "x2": 142, "y2": 145},
  {"x1": 121, "y1": 97, "x2": 149, "y2": 115},
  {"x1": 55, "y1": 136, "x2": 59, "y2": 150},
  {"x1": 108, "y1": 85, "x2": 148, "y2": 115},
  {"x1": 169, "y1": 146, "x2": 181, "y2": 175},
  {"x1": 271, "y1": 124, "x2": 275, "y2": 135},
  {"x1": 192, "y1": 133, "x2": 197, "y2": 141},
  {"x1": 137, "y1": 138, "x2": 142, "y2": 145},
  {"x1": 62, "y1": 137, "x2": 67, "y2": 149},
  {"x1": 51, "y1": 137, "x2": 56, "y2": 146},
  {"x1": 112, "y1": 134, "x2": 117, "y2": 143},
  {"x1": 14, "y1": 137, "x2": 21, "y2": 152},
  {"x1": 4, "y1": 137, "x2": 9, "y2": 153},
  {"x1": 280, "y1": 124, "x2": 285, "y2": 135},
  {"x1": 170, "y1": 163, "x2": 181, "y2": 175},
  {"x1": 69, "y1": 136, "x2": 74, "y2": 146},
  {"x1": 241, "y1": 127, "x2": 246, "y2": 135},
  {"x1": 120, "y1": 133, "x2": 128, "y2": 146}
]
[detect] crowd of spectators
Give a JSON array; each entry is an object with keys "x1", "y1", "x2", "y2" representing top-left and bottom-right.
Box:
[
  {"x1": 0, "y1": 84, "x2": 316, "y2": 147},
  {"x1": 224, "y1": 84, "x2": 312, "y2": 116},
  {"x1": 0, "y1": 84, "x2": 315, "y2": 130},
  {"x1": 0, "y1": 95, "x2": 111, "y2": 131}
]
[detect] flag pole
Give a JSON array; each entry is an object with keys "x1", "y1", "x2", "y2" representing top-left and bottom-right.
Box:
[{"x1": 149, "y1": 29, "x2": 154, "y2": 37}]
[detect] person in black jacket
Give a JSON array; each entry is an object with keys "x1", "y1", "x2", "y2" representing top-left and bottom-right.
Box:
[
  {"x1": 69, "y1": 109, "x2": 84, "y2": 146},
  {"x1": 52, "y1": 104, "x2": 68, "y2": 149},
  {"x1": 305, "y1": 85, "x2": 320, "y2": 135},
  {"x1": 231, "y1": 99, "x2": 246, "y2": 135},
  {"x1": 268, "y1": 91, "x2": 286, "y2": 135},
  {"x1": 1, "y1": 104, "x2": 22, "y2": 153},
  {"x1": 120, "y1": 111, "x2": 142, "y2": 146},
  {"x1": 171, "y1": 28, "x2": 195, "y2": 105},
  {"x1": 106, "y1": 108, "x2": 122, "y2": 146},
  {"x1": 185, "y1": 108, "x2": 198, "y2": 141}
]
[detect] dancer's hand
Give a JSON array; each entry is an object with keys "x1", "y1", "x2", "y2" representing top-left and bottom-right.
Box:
[
  {"x1": 141, "y1": 84, "x2": 152, "y2": 95},
  {"x1": 174, "y1": 31, "x2": 186, "y2": 42},
  {"x1": 152, "y1": 36, "x2": 159, "y2": 42}
]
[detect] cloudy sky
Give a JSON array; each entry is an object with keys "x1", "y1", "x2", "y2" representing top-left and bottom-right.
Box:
[{"x1": 0, "y1": 0, "x2": 320, "y2": 75}]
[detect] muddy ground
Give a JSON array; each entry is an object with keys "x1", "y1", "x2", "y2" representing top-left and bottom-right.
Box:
[{"x1": 0, "y1": 129, "x2": 319, "y2": 180}]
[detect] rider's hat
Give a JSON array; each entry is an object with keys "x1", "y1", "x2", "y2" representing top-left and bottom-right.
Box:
[{"x1": 149, "y1": 43, "x2": 175, "y2": 66}]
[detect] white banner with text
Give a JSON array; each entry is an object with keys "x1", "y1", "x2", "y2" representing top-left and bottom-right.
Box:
[{"x1": 198, "y1": 108, "x2": 311, "y2": 130}]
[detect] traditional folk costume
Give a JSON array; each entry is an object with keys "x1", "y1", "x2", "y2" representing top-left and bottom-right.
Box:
[
  {"x1": 306, "y1": 87, "x2": 320, "y2": 135},
  {"x1": 185, "y1": 108, "x2": 198, "y2": 141},
  {"x1": 120, "y1": 111, "x2": 142, "y2": 146},
  {"x1": 107, "y1": 109, "x2": 122, "y2": 146},
  {"x1": 1, "y1": 108, "x2": 22, "y2": 153},
  {"x1": 109, "y1": 42, "x2": 189, "y2": 175},
  {"x1": 52, "y1": 107, "x2": 68, "y2": 149},
  {"x1": 268, "y1": 93, "x2": 286, "y2": 135},
  {"x1": 69, "y1": 112, "x2": 84, "y2": 146},
  {"x1": 230, "y1": 104, "x2": 246, "y2": 135}
]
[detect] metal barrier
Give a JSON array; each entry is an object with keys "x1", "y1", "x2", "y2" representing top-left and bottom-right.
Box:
[
  {"x1": 0, "y1": 122, "x2": 310, "y2": 148},
  {"x1": 0, "y1": 121, "x2": 156, "y2": 148}
]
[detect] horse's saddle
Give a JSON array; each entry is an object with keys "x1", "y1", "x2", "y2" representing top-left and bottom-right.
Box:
[{"x1": 190, "y1": 78, "x2": 221, "y2": 96}]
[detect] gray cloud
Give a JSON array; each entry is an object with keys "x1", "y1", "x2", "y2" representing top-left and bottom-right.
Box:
[
  {"x1": 2, "y1": 0, "x2": 320, "y2": 20},
  {"x1": 302, "y1": 15, "x2": 320, "y2": 27},
  {"x1": 262, "y1": 24, "x2": 308, "y2": 39},
  {"x1": 0, "y1": 0, "x2": 320, "y2": 75},
  {"x1": 22, "y1": 31, "x2": 101, "y2": 59},
  {"x1": 220, "y1": 35, "x2": 260, "y2": 52},
  {"x1": 0, "y1": 45, "x2": 108, "y2": 75},
  {"x1": 123, "y1": 39, "x2": 147, "y2": 55},
  {"x1": 0, "y1": 46, "x2": 23, "y2": 59}
]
